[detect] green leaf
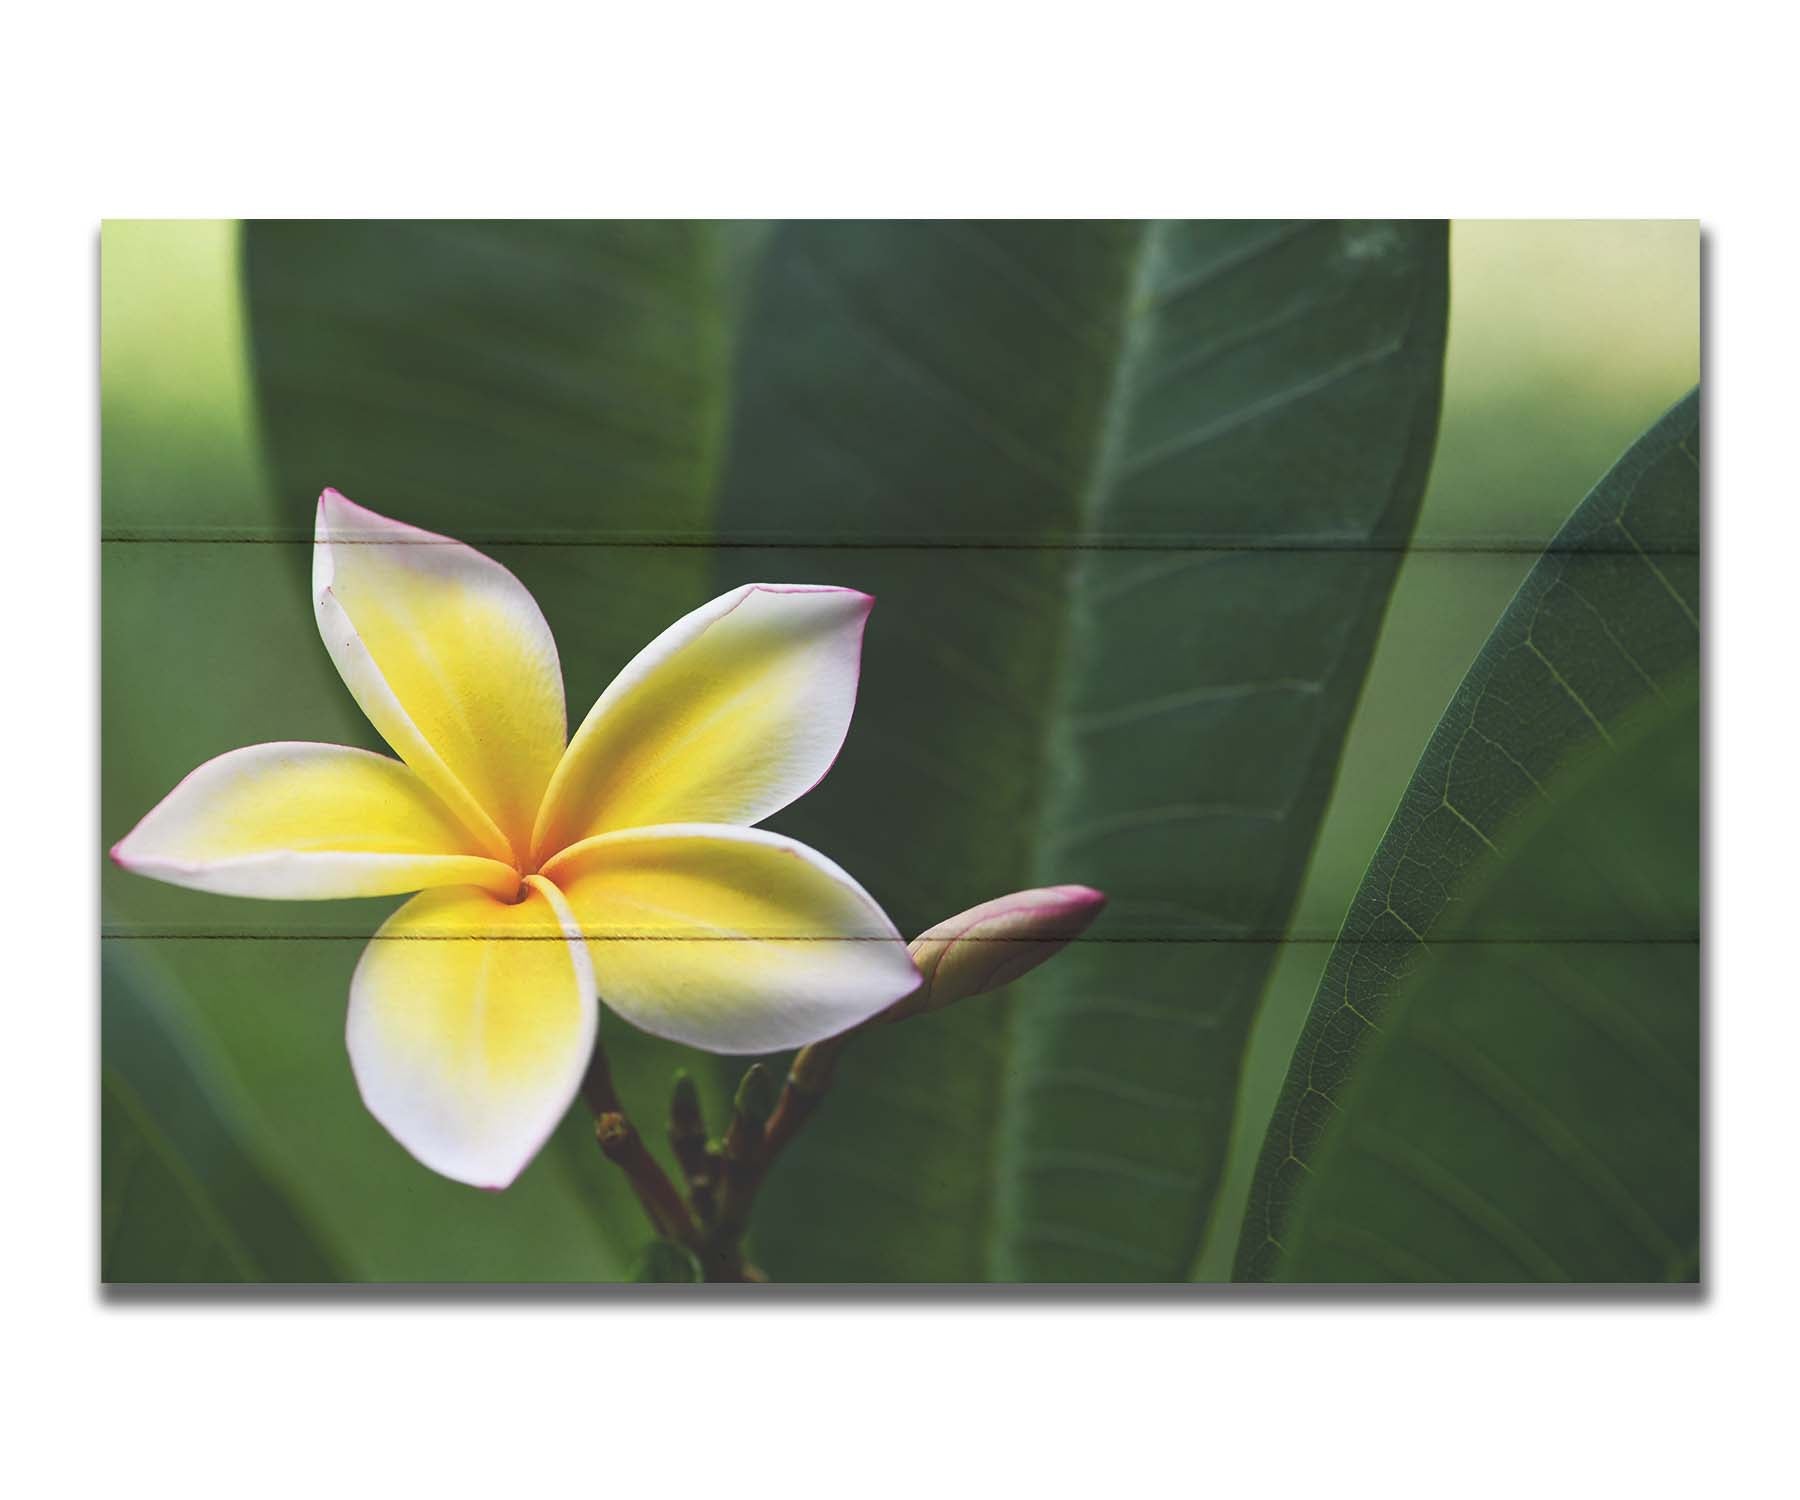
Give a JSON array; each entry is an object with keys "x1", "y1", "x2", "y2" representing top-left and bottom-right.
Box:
[
  {"x1": 1236, "y1": 390, "x2": 1699, "y2": 1282},
  {"x1": 102, "y1": 948, "x2": 342, "y2": 1283},
  {"x1": 713, "y1": 221, "x2": 1450, "y2": 1280},
  {"x1": 632, "y1": 1240, "x2": 704, "y2": 1283},
  {"x1": 243, "y1": 220, "x2": 744, "y2": 537}
]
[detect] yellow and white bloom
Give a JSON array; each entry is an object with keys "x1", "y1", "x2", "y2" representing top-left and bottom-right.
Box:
[{"x1": 114, "y1": 490, "x2": 921, "y2": 1188}]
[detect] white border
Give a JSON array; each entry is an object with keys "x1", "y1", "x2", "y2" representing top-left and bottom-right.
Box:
[{"x1": 12, "y1": 4, "x2": 1797, "y2": 1495}]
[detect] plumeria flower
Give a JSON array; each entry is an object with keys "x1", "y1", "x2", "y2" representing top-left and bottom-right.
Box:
[{"x1": 113, "y1": 490, "x2": 921, "y2": 1188}]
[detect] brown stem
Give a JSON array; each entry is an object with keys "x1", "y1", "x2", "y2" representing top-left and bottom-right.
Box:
[
  {"x1": 693, "y1": 1146, "x2": 723, "y2": 1227},
  {"x1": 667, "y1": 1070, "x2": 718, "y2": 1224},
  {"x1": 763, "y1": 1035, "x2": 848, "y2": 1165},
  {"x1": 759, "y1": 985, "x2": 925, "y2": 1167},
  {"x1": 581, "y1": 1042, "x2": 699, "y2": 1252},
  {"x1": 686, "y1": 1032, "x2": 859, "y2": 1280},
  {"x1": 594, "y1": 1112, "x2": 698, "y2": 1249},
  {"x1": 580, "y1": 1042, "x2": 625, "y2": 1118},
  {"x1": 701, "y1": 1064, "x2": 778, "y2": 1280},
  {"x1": 582, "y1": 1018, "x2": 867, "y2": 1281}
]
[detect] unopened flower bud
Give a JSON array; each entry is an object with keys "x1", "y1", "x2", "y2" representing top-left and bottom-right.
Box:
[
  {"x1": 905, "y1": 885, "x2": 1106, "y2": 1014},
  {"x1": 731, "y1": 1063, "x2": 778, "y2": 1131}
]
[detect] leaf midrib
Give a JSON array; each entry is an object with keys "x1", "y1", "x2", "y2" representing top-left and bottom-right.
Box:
[{"x1": 981, "y1": 221, "x2": 1169, "y2": 1279}]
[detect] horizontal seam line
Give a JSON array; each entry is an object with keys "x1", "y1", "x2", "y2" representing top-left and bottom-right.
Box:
[
  {"x1": 97, "y1": 534, "x2": 1701, "y2": 557},
  {"x1": 97, "y1": 932, "x2": 1702, "y2": 944}
]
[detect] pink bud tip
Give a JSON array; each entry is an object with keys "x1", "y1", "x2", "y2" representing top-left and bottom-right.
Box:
[{"x1": 907, "y1": 885, "x2": 1108, "y2": 1012}]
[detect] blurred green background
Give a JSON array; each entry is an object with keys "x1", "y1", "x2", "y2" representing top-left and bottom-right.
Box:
[{"x1": 100, "y1": 221, "x2": 1697, "y2": 1281}]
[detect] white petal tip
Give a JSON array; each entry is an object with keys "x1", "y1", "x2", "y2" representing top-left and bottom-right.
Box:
[
  {"x1": 353, "y1": 1077, "x2": 562, "y2": 1194},
  {"x1": 109, "y1": 828, "x2": 161, "y2": 876},
  {"x1": 315, "y1": 487, "x2": 391, "y2": 540},
  {"x1": 749, "y1": 582, "x2": 875, "y2": 614}
]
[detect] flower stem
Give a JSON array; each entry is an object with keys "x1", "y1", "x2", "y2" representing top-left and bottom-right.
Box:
[
  {"x1": 580, "y1": 1041, "x2": 625, "y2": 1118},
  {"x1": 667, "y1": 1070, "x2": 718, "y2": 1224},
  {"x1": 594, "y1": 1112, "x2": 698, "y2": 1248},
  {"x1": 581, "y1": 1043, "x2": 698, "y2": 1253},
  {"x1": 697, "y1": 1064, "x2": 777, "y2": 1281},
  {"x1": 762, "y1": 1034, "x2": 848, "y2": 1165}
]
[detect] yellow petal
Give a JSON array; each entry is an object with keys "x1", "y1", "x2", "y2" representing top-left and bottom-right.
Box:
[
  {"x1": 111, "y1": 742, "x2": 520, "y2": 900},
  {"x1": 531, "y1": 584, "x2": 872, "y2": 862},
  {"x1": 347, "y1": 876, "x2": 597, "y2": 1188},
  {"x1": 314, "y1": 489, "x2": 565, "y2": 863},
  {"x1": 542, "y1": 823, "x2": 920, "y2": 1053}
]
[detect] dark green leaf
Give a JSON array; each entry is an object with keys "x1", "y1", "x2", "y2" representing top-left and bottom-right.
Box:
[
  {"x1": 102, "y1": 948, "x2": 342, "y2": 1283},
  {"x1": 713, "y1": 221, "x2": 1450, "y2": 1280},
  {"x1": 243, "y1": 220, "x2": 743, "y2": 538},
  {"x1": 632, "y1": 1240, "x2": 704, "y2": 1283},
  {"x1": 1236, "y1": 390, "x2": 1700, "y2": 1282}
]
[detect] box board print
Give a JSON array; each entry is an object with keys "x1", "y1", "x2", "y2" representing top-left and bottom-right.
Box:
[{"x1": 100, "y1": 220, "x2": 1699, "y2": 1285}]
